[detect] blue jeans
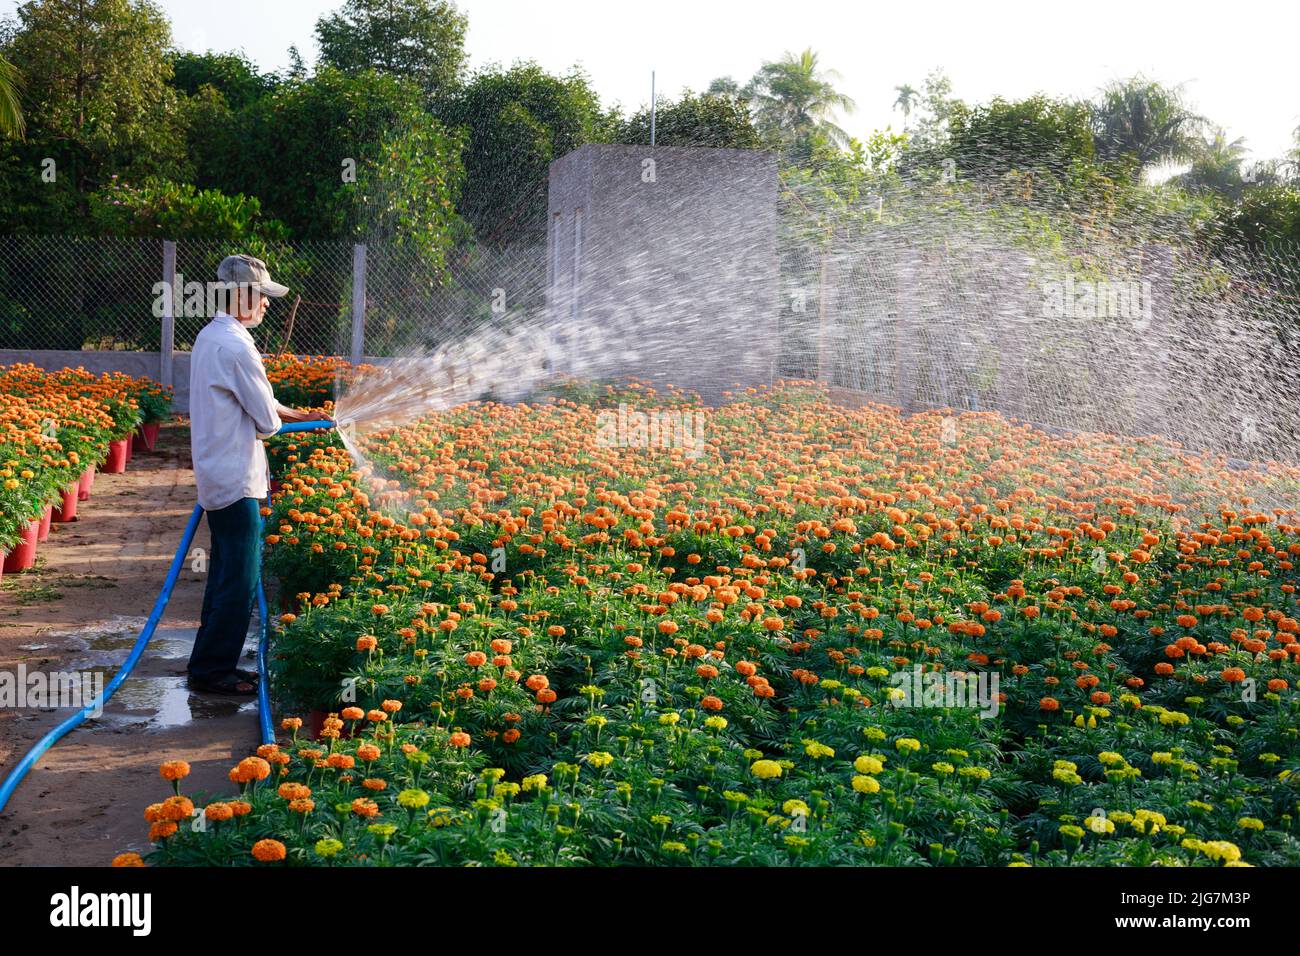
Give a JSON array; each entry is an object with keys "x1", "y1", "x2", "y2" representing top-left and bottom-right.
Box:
[{"x1": 188, "y1": 497, "x2": 262, "y2": 683}]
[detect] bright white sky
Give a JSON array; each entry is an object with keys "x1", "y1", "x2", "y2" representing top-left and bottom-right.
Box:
[{"x1": 3, "y1": 0, "x2": 1297, "y2": 162}]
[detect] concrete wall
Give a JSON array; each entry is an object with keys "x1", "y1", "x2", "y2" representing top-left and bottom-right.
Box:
[{"x1": 547, "y1": 144, "x2": 779, "y2": 404}]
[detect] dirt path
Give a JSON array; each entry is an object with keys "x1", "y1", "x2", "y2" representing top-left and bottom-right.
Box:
[{"x1": 0, "y1": 423, "x2": 263, "y2": 866}]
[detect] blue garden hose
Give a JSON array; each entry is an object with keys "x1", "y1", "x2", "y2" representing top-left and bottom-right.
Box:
[{"x1": 0, "y1": 418, "x2": 335, "y2": 812}]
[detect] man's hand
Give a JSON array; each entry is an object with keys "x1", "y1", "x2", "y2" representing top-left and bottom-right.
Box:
[{"x1": 276, "y1": 405, "x2": 328, "y2": 424}]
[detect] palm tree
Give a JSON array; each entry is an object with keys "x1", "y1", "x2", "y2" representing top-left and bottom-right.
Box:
[
  {"x1": 1178, "y1": 128, "x2": 1251, "y2": 197},
  {"x1": 1092, "y1": 76, "x2": 1202, "y2": 174},
  {"x1": 748, "y1": 48, "x2": 856, "y2": 153},
  {"x1": 893, "y1": 83, "x2": 918, "y2": 128},
  {"x1": 0, "y1": 54, "x2": 23, "y2": 139}
]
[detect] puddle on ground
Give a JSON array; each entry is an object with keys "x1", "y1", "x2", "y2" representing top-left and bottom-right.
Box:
[
  {"x1": 90, "y1": 675, "x2": 258, "y2": 729},
  {"x1": 9, "y1": 617, "x2": 262, "y2": 732}
]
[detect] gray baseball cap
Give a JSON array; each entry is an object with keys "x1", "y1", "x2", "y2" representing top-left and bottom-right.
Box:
[{"x1": 217, "y1": 254, "x2": 289, "y2": 298}]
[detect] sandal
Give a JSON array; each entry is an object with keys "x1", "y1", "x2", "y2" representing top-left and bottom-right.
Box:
[
  {"x1": 187, "y1": 672, "x2": 257, "y2": 696},
  {"x1": 234, "y1": 667, "x2": 260, "y2": 683}
]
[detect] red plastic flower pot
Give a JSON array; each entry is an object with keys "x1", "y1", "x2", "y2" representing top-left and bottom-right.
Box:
[
  {"x1": 2, "y1": 520, "x2": 39, "y2": 573},
  {"x1": 37, "y1": 503, "x2": 52, "y2": 542},
  {"x1": 123, "y1": 433, "x2": 133, "y2": 464},
  {"x1": 77, "y1": 465, "x2": 95, "y2": 501},
  {"x1": 102, "y1": 438, "x2": 129, "y2": 474},
  {"x1": 132, "y1": 421, "x2": 160, "y2": 453},
  {"x1": 52, "y1": 484, "x2": 79, "y2": 522}
]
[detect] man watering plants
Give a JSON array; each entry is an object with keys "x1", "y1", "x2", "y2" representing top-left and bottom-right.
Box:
[{"x1": 186, "y1": 254, "x2": 326, "y2": 696}]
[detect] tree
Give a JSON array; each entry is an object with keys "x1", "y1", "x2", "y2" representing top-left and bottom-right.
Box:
[
  {"x1": 892, "y1": 83, "x2": 918, "y2": 129},
  {"x1": 437, "y1": 62, "x2": 603, "y2": 245},
  {"x1": 707, "y1": 76, "x2": 741, "y2": 97},
  {"x1": 1177, "y1": 128, "x2": 1252, "y2": 199},
  {"x1": 1, "y1": 0, "x2": 184, "y2": 226},
  {"x1": 1092, "y1": 77, "x2": 1203, "y2": 175},
  {"x1": 946, "y1": 94, "x2": 1096, "y2": 175},
  {"x1": 88, "y1": 175, "x2": 290, "y2": 241},
  {"x1": 611, "y1": 90, "x2": 761, "y2": 149},
  {"x1": 0, "y1": 53, "x2": 23, "y2": 138},
  {"x1": 898, "y1": 69, "x2": 960, "y2": 153},
  {"x1": 1216, "y1": 184, "x2": 1300, "y2": 251},
  {"x1": 169, "y1": 50, "x2": 276, "y2": 110},
  {"x1": 747, "y1": 48, "x2": 856, "y2": 157},
  {"x1": 315, "y1": 0, "x2": 467, "y2": 99},
  {"x1": 200, "y1": 67, "x2": 464, "y2": 245}
]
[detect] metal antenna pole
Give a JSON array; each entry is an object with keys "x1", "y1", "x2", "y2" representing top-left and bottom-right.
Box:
[{"x1": 650, "y1": 70, "x2": 656, "y2": 146}]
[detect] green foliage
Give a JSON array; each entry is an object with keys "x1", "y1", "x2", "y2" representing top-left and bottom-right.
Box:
[
  {"x1": 88, "y1": 176, "x2": 291, "y2": 242},
  {"x1": 168, "y1": 50, "x2": 277, "y2": 110},
  {"x1": 947, "y1": 95, "x2": 1096, "y2": 175},
  {"x1": 2, "y1": 0, "x2": 185, "y2": 209},
  {"x1": 1215, "y1": 185, "x2": 1300, "y2": 251},
  {"x1": 353, "y1": 106, "x2": 469, "y2": 279},
  {"x1": 437, "y1": 62, "x2": 604, "y2": 245},
  {"x1": 1092, "y1": 76, "x2": 1204, "y2": 172},
  {"x1": 0, "y1": 52, "x2": 24, "y2": 138},
  {"x1": 610, "y1": 90, "x2": 762, "y2": 149},
  {"x1": 747, "y1": 48, "x2": 856, "y2": 159},
  {"x1": 202, "y1": 67, "x2": 460, "y2": 243},
  {"x1": 315, "y1": 0, "x2": 467, "y2": 99}
]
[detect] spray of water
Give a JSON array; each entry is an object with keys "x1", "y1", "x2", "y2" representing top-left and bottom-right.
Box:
[{"x1": 331, "y1": 145, "x2": 1300, "y2": 518}]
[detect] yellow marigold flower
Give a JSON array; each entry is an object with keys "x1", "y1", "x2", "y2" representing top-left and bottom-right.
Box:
[
  {"x1": 852, "y1": 774, "x2": 881, "y2": 794},
  {"x1": 315, "y1": 838, "x2": 344, "y2": 858},
  {"x1": 854, "y1": 755, "x2": 884, "y2": 775},
  {"x1": 750, "y1": 759, "x2": 783, "y2": 779},
  {"x1": 895, "y1": 737, "x2": 921, "y2": 753}
]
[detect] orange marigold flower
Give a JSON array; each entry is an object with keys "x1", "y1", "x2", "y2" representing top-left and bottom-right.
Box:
[
  {"x1": 251, "y1": 839, "x2": 287, "y2": 862},
  {"x1": 149, "y1": 821, "x2": 178, "y2": 841},
  {"x1": 159, "y1": 760, "x2": 190, "y2": 782}
]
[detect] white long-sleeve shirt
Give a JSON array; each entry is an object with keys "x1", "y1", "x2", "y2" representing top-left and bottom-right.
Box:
[{"x1": 189, "y1": 312, "x2": 282, "y2": 511}]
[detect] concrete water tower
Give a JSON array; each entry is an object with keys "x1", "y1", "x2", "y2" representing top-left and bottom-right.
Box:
[{"x1": 546, "y1": 144, "x2": 779, "y2": 403}]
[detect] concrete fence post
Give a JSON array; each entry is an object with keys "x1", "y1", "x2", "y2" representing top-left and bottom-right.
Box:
[
  {"x1": 160, "y1": 240, "x2": 176, "y2": 388},
  {"x1": 350, "y1": 243, "x2": 367, "y2": 364}
]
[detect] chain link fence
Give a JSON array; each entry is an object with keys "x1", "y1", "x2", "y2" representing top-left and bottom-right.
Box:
[
  {"x1": 0, "y1": 235, "x2": 552, "y2": 359},
  {"x1": 2, "y1": 225, "x2": 1297, "y2": 463}
]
